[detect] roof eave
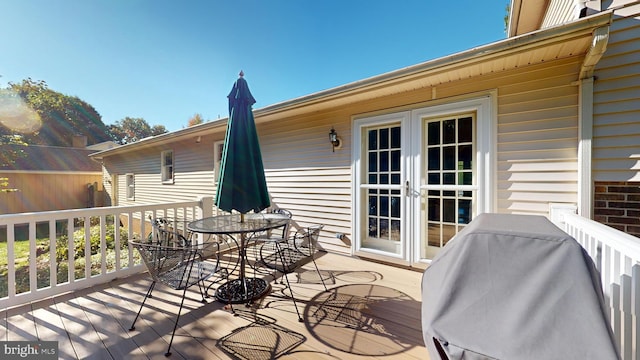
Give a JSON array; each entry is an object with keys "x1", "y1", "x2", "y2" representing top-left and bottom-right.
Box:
[{"x1": 92, "y1": 11, "x2": 612, "y2": 159}]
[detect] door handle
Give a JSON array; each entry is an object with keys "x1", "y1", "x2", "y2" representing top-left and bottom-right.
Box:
[{"x1": 405, "y1": 180, "x2": 410, "y2": 196}]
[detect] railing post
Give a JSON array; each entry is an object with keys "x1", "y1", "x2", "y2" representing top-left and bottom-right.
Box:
[
  {"x1": 549, "y1": 202, "x2": 577, "y2": 227},
  {"x1": 197, "y1": 196, "x2": 214, "y2": 219},
  {"x1": 194, "y1": 196, "x2": 214, "y2": 244}
]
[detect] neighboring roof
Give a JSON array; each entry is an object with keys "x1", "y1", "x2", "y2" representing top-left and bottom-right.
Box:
[
  {"x1": 86, "y1": 141, "x2": 119, "y2": 151},
  {"x1": 507, "y1": 0, "x2": 548, "y2": 37},
  {"x1": 90, "y1": 11, "x2": 612, "y2": 159},
  {"x1": 0, "y1": 145, "x2": 101, "y2": 172}
]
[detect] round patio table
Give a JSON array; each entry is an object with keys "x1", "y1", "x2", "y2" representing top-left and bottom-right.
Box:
[{"x1": 188, "y1": 213, "x2": 289, "y2": 304}]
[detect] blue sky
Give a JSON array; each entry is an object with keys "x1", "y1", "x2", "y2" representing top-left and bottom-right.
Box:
[{"x1": 1, "y1": 1, "x2": 509, "y2": 132}]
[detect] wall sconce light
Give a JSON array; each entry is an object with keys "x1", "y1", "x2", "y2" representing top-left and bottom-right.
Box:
[
  {"x1": 329, "y1": 127, "x2": 341, "y2": 152},
  {"x1": 195, "y1": 136, "x2": 202, "y2": 144}
]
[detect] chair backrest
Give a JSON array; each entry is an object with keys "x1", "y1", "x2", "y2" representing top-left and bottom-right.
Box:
[
  {"x1": 156, "y1": 226, "x2": 191, "y2": 247},
  {"x1": 131, "y1": 237, "x2": 195, "y2": 289},
  {"x1": 273, "y1": 208, "x2": 292, "y2": 218},
  {"x1": 260, "y1": 209, "x2": 293, "y2": 240},
  {"x1": 151, "y1": 216, "x2": 192, "y2": 240},
  {"x1": 149, "y1": 217, "x2": 191, "y2": 247},
  {"x1": 131, "y1": 228, "x2": 220, "y2": 290},
  {"x1": 293, "y1": 224, "x2": 324, "y2": 255}
]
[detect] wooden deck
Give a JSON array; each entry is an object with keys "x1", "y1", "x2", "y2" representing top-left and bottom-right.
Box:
[{"x1": 0, "y1": 252, "x2": 430, "y2": 360}]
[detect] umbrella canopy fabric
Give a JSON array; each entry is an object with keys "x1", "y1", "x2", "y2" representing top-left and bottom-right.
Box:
[
  {"x1": 421, "y1": 213, "x2": 619, "y2": 360},
  {"x1": 215, "y1": 73, "x2": 270, "y2": 214}
]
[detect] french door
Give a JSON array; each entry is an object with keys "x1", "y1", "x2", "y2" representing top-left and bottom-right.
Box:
[{"x1": 354, "y1": 97, "x2": 494, "y2": 265}]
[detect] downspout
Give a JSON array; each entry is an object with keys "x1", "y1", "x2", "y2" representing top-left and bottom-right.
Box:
[{"x1": 577, "y1": 26, "x2": 609, "y2": 218}]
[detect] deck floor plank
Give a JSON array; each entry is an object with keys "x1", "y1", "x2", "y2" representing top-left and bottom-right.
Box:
[{"x1": 1, "y1": 253, "x2": 430, "y2": 359}]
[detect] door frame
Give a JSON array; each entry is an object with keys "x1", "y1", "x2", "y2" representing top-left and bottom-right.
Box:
[
  {"x1": 352, "y1": 111, "x2": 412, "y2": 263},
  {"x1": 351, "y1": 93, "x2": 496, "y2": 266},
  {"x1": 410, "y1": 95, "x2": 496, "y2": 265}
]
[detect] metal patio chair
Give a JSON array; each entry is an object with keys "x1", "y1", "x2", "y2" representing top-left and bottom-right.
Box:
[
  {"x1": 250, "y1": 209, "x2": 293, "y2": 275},
  {"x1": 129, "y1": 226, "x2": 226, "y2": 356},
  {"x1": 259, "y1": 224, "x2": 328, "y2": 322}
]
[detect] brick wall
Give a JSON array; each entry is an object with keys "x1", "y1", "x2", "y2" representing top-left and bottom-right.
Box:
[{"x1": 594, "y1": 181, "x2": 640, "y2": 238}]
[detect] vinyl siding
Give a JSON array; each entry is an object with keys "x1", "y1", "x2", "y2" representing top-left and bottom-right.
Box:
[
  {"x1": 593, "y1": 3, "x2": 640, "y2": 181},
  {"x1": 543, "y1": 0, "x2": 579, "y2": 29},
  {"x1": 497, "y1": 58, "x2": 581, "y2": 215},
  {"x1": 106, "y1": 136, "x2": 219, "y2": 207}
]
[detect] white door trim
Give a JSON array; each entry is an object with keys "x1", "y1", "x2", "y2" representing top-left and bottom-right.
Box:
[{"x1": 351, "y1": 93, "x2": 496, "y2": 265}]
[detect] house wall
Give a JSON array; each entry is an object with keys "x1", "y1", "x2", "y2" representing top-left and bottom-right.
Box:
[
  {"x1": 594, "y1": 181, "x2": 640, "y2": 237},
  {"x1": 592, "y1": 3, "x2": 640, "y2": 232},
  {"x1": 593, "y1": 3, "x2": 640, "y2": 182},
  {"x1": 101, "y1": 55, "x2": 585, "y2": 256},
  {"x1": 0, "y1": 172, "x2": 102, "y2": 214}
]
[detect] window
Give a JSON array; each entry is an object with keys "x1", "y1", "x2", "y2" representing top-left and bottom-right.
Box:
[
  {"x1": 126, "y1": 173, "x2": 135, "y2": 200},
  {"x1": 161, "y1": 150, "x2": 174, "y2": 184},
  {"x1": 214, "y1": 141, "x2": 224, "y2": 183}
]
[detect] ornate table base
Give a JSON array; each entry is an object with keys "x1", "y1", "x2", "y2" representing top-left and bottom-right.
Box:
[{"x1": 215, "y1": 278, "x2": 270, "y2": 304}]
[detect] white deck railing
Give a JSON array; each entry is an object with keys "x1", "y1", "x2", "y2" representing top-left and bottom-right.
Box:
[
  {"x1": 0, "y1": 197, "x2": 214, "y2": 310},
  {"x1": 561, "y1": 212, "x2": 640, "y2": 360}
]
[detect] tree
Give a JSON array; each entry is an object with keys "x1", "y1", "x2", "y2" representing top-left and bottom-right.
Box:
[
  {"x1": 109, "y1": 117, "x2": 168, "y2": 145},
  {"x1": 4, "y1": 78, "x2": 113, "y2": 146},
  {"x1": 0, "y1": 135, "x2": 27, "y2": 193},
  {"x1": 187, "y1": 113, "x2": 204, "y2": 127},
  {"x1": 504, "y1": 3, "x2": 511, "y2": 34}
]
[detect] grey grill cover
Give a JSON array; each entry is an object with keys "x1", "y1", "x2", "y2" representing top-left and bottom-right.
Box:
[{"x1": 421, "y1": 213, "x2": 619, "y2": 360}]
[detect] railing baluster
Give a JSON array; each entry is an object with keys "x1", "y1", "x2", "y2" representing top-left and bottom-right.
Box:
[
  {"x1": 632, "y1": 265, "x2": 640, "y2": 360},
  {"x1": 49, "y1": 219, "x2": 56, "y2": 289},
  {"x1": 613, "y1": 282, "x2": 622, "y2": 352},
  {"x1": 29, "y1": 221, "x2": 36, "y2": 294},
  {"x1": 7, "y1": 223, "x2": 15, "y2": 298},
  {"x1": 100, "y1": 214, "x2": 107, "y2": 275},
  {"x1": 622, "y1": 274, "x2": 633, "y2": 360}
]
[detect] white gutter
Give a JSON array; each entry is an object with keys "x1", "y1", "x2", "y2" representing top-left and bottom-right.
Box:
[{"x1": 577, "y1": 25, "x2": 610, "y2": 218}]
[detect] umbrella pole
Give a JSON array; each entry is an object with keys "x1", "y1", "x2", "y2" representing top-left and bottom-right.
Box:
[{"x1": 239, "y1": 213, "x2": 248, "y2": 304}]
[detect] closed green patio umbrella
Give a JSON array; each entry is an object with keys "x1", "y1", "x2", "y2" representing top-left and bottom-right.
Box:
[
  {"x1": 215, "y1": 71, "x2": 270, "y2": 214},
  {"x1": 213, "y1": 72, "x2": 272, "y2": 304}
]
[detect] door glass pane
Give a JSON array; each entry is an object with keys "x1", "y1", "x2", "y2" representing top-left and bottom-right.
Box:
[
  {"x1": 391, "y1": 127, "x2": 401, "y2": 148},
  {"x1": 428, "y1": 148, "x2": 440, "y2": 170},
  {"x1": 443, "y1": 199, "x2": 455, "y2": 223},
  {"x1": 369, "y1": 195, "x2": 377, "y2": 215},
  {"x1": 459, "y1": 117, "x2": 472, "y2": 142},
  {"x1": 391, "y1": 192, "x2": 401, "y2": 218},
  {"x1": 391, "y1": 150, "x2": 401, "y2": 171},
  {"x1": 428, "y1": 122, "x2": 440, "y2": 145},
  {"x1": 443, "y1": 147, "x2": 455, "y2": 170},
  {"x1": 380, "y1": 151, "x2": 389, "y2": 172},
  {"x1": 368, "y1": 130, "x2": 377, "y2": 150},
  {"x1": 380, "y1": 128, "x2": 389, "y2": 149},
  {"x1": 459, "y1": 145, "x2": 472, "y2": 169},
  {"x1": 369, "y1": 153, "x2": 377, "y2": 172},
  {"x1": 443, "y1": 119, "x2": 456, "y2": 144}
]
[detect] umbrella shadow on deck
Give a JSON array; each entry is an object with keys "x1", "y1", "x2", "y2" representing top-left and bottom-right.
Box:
[{"x1": 304, "y1": 284, "x2": 423, "y2": 356}]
